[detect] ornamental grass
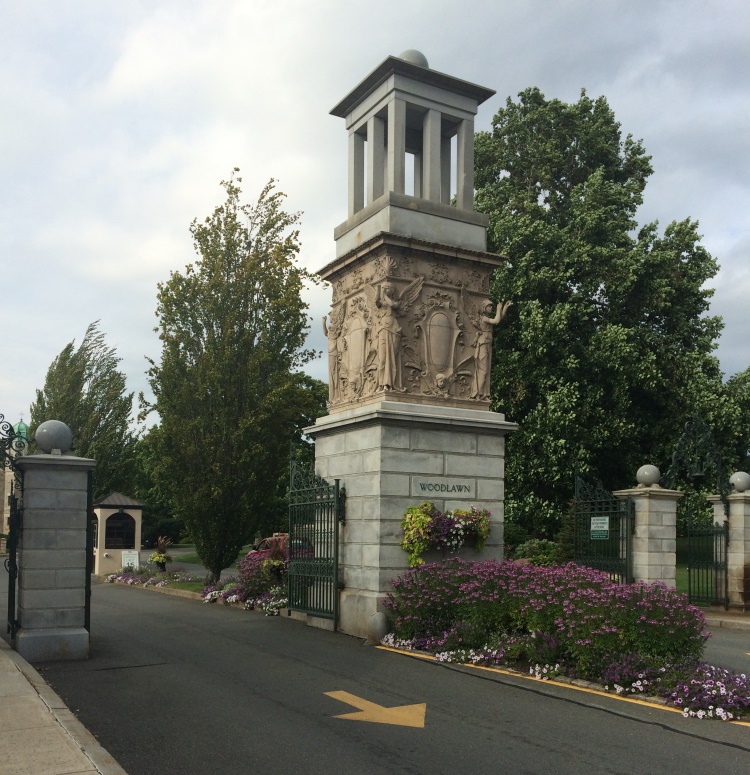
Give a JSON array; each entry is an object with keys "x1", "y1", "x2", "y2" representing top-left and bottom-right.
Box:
[{"x1": 383, "y1": 559, "x2": 750, "y2": 721}]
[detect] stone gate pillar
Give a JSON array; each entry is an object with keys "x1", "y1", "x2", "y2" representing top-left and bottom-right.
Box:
[
  {"x1": 724, "y1": 472, "x2": 750, "y2": 609},
  {"x1": 614, "y1": 465, "x2": 682, "y2": 587},
  {"x1": 309, "y1": 51, "x2": 517, "y2": 639},
  {"x1": 15, "y1": 421, "x2": 95, "y2": 661}
]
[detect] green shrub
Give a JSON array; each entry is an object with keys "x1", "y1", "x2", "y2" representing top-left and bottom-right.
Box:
[{"x1": 513, "y1": 538, "x2": 560, "y2": 566}]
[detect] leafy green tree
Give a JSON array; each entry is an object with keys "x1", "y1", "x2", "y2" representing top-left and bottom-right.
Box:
[
  {"x1": 132, "y1": 428, "x2": 184, "y2": 548},
  {"x1": 146, "y1": 172, "x2": 326, "y2": 583},
  {"x1": 475, "y1": 88, "x2": 733, "y2": 536},
  {"x1": 29, "y1": 321, "x2": 138, "y2": 499}
]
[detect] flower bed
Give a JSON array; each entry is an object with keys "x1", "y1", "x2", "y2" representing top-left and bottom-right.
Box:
[
  {"x1": 200, "y1": 549, "x2": 288, "y2": 615},
  {"x1": 104, "y1": 566, "x2": 201, "y2": 587},
  {"x1": 383, "y1": 559, "x2": 750, "y2": 721}
]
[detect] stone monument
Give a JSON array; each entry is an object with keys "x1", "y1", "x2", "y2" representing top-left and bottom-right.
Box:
[{"x1": 307, "y1": 51, "x2": 517, "y2": 638}]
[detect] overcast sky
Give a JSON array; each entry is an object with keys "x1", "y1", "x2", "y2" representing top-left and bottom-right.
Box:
[{"x1": 1, "y1": 0, "x2": 748, "y2": 429}]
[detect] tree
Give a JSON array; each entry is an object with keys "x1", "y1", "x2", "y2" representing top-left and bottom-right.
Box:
[
  {"x1": 146, "y1": 172, "x2": 326, "y2": 583},
  {"x1": 474, "y1": 88, "x2": 737, "y2": 536},
  {"x1": 29, "y1": 321, "x2": 138, "y2": 499}
]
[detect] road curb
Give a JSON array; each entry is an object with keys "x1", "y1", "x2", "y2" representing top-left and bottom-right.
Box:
[{"x1": 1, "y1": 640, "x2": 128, "y2": 774}]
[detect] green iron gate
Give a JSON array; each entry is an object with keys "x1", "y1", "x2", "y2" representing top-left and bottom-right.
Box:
[
  {"x1": 664, "y1": 415, "x2": 729, "y2": 609},
  {"x1": 573, "y1": 477, "x2": 634, "y2": 584},
  {"x1": 685, "y1": 517, "x2": 728, "y2": 607},
  {"x1": 2, "y1": 414, "x2": 25, "y2": 640},
  {"x1": 287, "y1": 462, "x2": 345, "y2": 629}
]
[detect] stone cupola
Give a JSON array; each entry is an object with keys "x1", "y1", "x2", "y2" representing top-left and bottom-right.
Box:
[{"x1": 330, "y1": 50, "x2": 496, "y2": 258}]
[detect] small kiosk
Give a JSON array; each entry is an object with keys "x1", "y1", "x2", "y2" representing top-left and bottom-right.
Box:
[{"x1": 92, "y1": 492, "x2": 144, "y2": 575}]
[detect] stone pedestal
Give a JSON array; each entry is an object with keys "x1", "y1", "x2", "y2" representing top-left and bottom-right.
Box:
[
  {"x1": 15, "y1": 453, "x2": 95, "y2": 661},
  {"x1": 724, "y1": 493, "x2": 750, "y2": 609},
  {"x1": 613, "y1": 486, "x2": 683, "y2": 587},
  {"x1": 308, "y1": 400, "x2": 516, "y2": 638}
]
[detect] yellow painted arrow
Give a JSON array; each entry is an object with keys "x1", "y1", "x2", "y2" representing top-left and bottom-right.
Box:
[{"x1": 325, "y1": 691, "x2": 426, "y2": 728}]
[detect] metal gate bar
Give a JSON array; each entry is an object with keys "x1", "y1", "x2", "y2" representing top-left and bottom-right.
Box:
[
  {"x1": 287, "y1": 462, "x2": 344, "y2": 628},
  {"x1": 573, "y1": 477, "x2": 634, "y2": 584},
  {"x1": 687, "y1": 520, "x2": 728, "y2": 609},
  {"x1": 5, "y1": 477, "x2": 21, "y2": 638}
]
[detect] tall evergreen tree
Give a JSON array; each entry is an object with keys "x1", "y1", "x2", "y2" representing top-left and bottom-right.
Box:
[
  {"x1": 475, "y1": 88, "x2": 732, "y2": 535},
  {"x1": 146, "y1": 172, "x2": 326, "y2": 583},
  {"x1": 30, "y1": 321, "x2": 138, "y2": 498}
]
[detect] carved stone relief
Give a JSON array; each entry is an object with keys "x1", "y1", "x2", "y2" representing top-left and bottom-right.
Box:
[{"x1": 322, "y1": 243, "x2": 508, "y2": 410}]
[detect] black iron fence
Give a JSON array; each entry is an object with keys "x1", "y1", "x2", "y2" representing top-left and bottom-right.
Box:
[{"x1": 573, "y1": 477, "x2": 634, "y2": 584}]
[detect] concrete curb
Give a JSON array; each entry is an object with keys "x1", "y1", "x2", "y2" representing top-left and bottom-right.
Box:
[{"x1": 0, "y1": 638, "x2": 128, "y2": 774}]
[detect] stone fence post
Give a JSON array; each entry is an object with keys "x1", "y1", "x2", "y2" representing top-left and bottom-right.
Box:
[
  {"x1": 14, "y1": 421, "x2": 95, "y2": 661},
  {"x1": 722, "y1": 472, "x2": 750, "y2": 610},
  {"x1": 614, "y1": 465, "x2": 682, "y2": 587}
]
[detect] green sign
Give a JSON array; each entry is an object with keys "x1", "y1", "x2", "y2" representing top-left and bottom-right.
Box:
[{"x1": 590, "y1": 516, "x2": 609, "y2": 540}]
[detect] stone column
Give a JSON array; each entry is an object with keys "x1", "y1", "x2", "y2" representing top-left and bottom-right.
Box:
[
  {"x1": 14, "y1": 421, "x2": 95, "y2": 661},
  {"x1": 422, "y1": 108, "x2": 441, "y2": 202},
  {"x1": 614, "y1": 466, "x2": 682, "y2": 587},
  {"x1": 387, "y1": 98, "x2": 406, "y2": 194},
  {"x1": 440, "y1": 135, "x2": 451, "y2": 204},
  {"x1": 724, "y1": 471, "x2": 750, "y2": 609},
  {"x1": 348, "y1": 130, "x2": 365, "y2": 216},
  {"x1": 456, "y1": 118, "x2": 474, "y2": 210},
  {"x1": 367, "y1": 115, "x2": 385, "y2": 203}
]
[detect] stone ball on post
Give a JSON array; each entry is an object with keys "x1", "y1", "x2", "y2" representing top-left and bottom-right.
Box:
[
  {"x1": 34, "y1": 420, "x2": 73, "y2": 455},
  {"x1": 398, "y1": 49, "x2": 429, "y2": 68},
  {"x1": 636, "y1": 465, "x2": 661, "y2": 487},
  {"x1": 729, "y1": 471, "x2": 750, "y2": 494}
]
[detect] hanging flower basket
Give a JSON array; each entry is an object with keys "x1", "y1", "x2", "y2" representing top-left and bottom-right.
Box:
[{"x1": 400, "y1": 501, "x2": 491, "y2": 567}]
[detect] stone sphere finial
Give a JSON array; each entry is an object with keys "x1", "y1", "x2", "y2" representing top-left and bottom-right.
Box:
[
  {"x1": 398, "y1": 49, "x2": 429, "y2": 68},
  {"x1": 35, "y1": 420, "x2": 73, "y2": 454},
  {"x1": 636, "y1": 465, "x2": 661, "y2": 487},
  {"x1": 729, "y1": 471, "x2": 750, "y2": 493}
]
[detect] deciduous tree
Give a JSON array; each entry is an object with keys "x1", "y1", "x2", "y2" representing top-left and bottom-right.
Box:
[
  {"x1": 30, "y1": 322, "x2": 137, "y2": 498},
  {"x1": 474, "y1": 88, "x2": 737, "y2": 535},
  {"x1": 146, "y1": 172, "x2": 325, "y2": 583}
]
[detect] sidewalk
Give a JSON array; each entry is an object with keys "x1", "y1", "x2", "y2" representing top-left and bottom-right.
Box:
[
  {"x1": 703, "y1": 608, "x2": 750, "y2": 631},
  {"x1": 0, "y1": 637, "x2": 126, "y2": 775}
]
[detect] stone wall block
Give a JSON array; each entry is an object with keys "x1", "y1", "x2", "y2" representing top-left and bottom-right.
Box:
[
  {"x1": 20, "y1": 609, "x2": 56, "y2": 629},
  {"x1": 341, "y1": 543, "x2": 363, "y2": 567},
  {"x1": 380, "y1": 426, "x2": 411, "y2": 449},
  {"x1": 345, "y1": 426, "x2": 382, "y2": 452},
  {"x1": 21, "y1": 587, "x2": 85, "y2": 610},
  {"x1": 20, "y1": 549, "x2": 86, "y2": 570},
  {"x1": 477, "y1": 434, "x2": 504, "y2": 456},
  {"x1": 379, "y1": 473, "x2": 410, "y2": 496},
  {"x1": 338, "y1": 473, "x2": 380, "y2": 497},
  {"x1": 477, "y1": 479, "x2": 504, "y2": 501},
  {"x1": 22, "y1": 510, "x2": 88, "y2": 530},
  {"x1": 445, "y1": 453, "x2": 502, "y2": 477},
  {"x1": 56, "y1": 569, "x2": 87, "y2": 588},
  {"x1": 412, "y1": 429, "x2": 476, "y2": 454},
  {"x1": 20, "y1": 570, "x2": 57, "y2": 589},
  {"x1": 19, "y1": 529, "x2": 59, "y2": 549},
  {"x1": 380, "y1": 449, "x2": 443, "y2": 474},
  {"x1": 55, "y1": 609, "x2": 86, "y2": 628}
]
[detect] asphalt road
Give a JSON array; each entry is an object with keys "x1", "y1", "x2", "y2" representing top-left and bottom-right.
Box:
[{"x1": 14, "y1": 582, "x2": 749, "y2": 775}]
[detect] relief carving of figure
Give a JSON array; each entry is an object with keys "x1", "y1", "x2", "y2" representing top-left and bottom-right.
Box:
[
  {"x1": 364, "y1": 276, "x2": 423, "y2": 392},
  {"x1": 322, "y1": 301, "x2": 346, "y2": 402},
  {"x1": 461, "y1": 285, "x2": 512, "y2": 400}
]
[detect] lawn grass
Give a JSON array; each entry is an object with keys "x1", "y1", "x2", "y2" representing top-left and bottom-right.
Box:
[
  {"x1": 168, "y1": 581, "x2": 206, "y2": 594},
  {"x1": 676, "y1": 563, "x2": 688, "y2": 595},
  {"x1": 174, "y1": 546, "x2": 252, "y2": 566}
]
